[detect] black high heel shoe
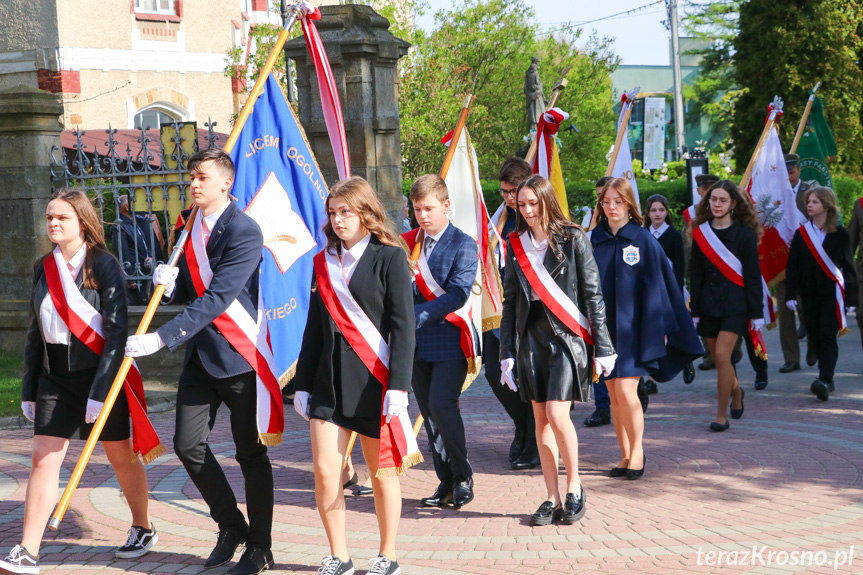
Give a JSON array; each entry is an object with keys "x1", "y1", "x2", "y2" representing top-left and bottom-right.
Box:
[
  {"x1": 626, "y1": 455, "x2": 645, "y2": 480},
  {"x1": 730, "y1": 388, "x2": 745, "y2": 420}
]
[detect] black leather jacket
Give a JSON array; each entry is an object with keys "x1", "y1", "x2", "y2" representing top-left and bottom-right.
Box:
[
  {"x1": 22, "y1": 250, "x2": 128, "y2": 403},
  {"x1": 500, "y1": 227, "x2": 615, "y2": 387}
]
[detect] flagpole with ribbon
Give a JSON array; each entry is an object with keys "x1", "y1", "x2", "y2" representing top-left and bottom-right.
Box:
[
  {"x1": 524, "y1": 66, "x2": 570, "y2": 165},
  {"x1": 790, "y1": 81, "x2": 821, "y2": 154},
  {"x1": 48, "y1": 2, "x2": 304, "y2": 532},
  {"x1": 739, "y1": 96, "x2": 784, "y2": 192}
]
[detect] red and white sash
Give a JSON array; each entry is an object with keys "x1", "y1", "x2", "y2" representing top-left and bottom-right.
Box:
[
  {"x1": 509, "y1": 231, "x2": 593, "y2": 343},
  {"x1": 43, "y1": 247, "x2": 165, "y2": 463},
  {"x1": 682, "y1": 205, "x2": 696, "y2": 226},
  {"x1": 692, "y1": 222, "x2": 770, "y2": 358},
  {"x1": 403, "y1": 229, "x2": 480, "y2": 366},
  {"x1": 184, "y1": 208, "x2": 284, "y2": 445},
  {"x1": 798, "y1": 222, "x2": 849, "y2": 333},
  {"x1": 312, "y1": 248, "x2": 422, "y2": 476}
]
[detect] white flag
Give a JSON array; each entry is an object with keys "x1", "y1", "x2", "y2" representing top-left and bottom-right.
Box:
[
  {"x1": 610, "y1": 105, "x2": 640, "y2": 206},
  {"x1": 749, "y1": 126, "x2": 802, "y2": 245}
]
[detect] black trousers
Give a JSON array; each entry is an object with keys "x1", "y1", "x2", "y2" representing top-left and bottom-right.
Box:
[
  {"x1": 482, "y1": 331, "x2": 536, "y2": 442},
  {"x1": 802, "y1": 296, "x2": 840, "y2": 382},
  {"x1": 411, "y1": 353, "x2": 472, "y2": 485},
  {"x1": 174, "y1": 355, "x2": 274, "y2": 549}
]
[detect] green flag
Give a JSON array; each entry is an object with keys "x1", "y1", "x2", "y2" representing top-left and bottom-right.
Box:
[{"x1": 796, "y1": 96, "x2": 836, "y2": 188}]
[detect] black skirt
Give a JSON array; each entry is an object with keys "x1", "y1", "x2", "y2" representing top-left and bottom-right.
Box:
[
  {"x1": 34, "y1": 344, "x2": 131, "y2": 441},
  {"x1": 697, "y1": 313, "x2": 748, "y2": 338},
  {"x1": 327, "y1": 334, "x2": 380, "y2": 439},
  {"x1": 516, "y1": 301, "x2": 585, "y2": 403}
]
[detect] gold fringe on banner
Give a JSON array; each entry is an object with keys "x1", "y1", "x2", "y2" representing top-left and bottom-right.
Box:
[
  {"x1": 278, "y1": 360, "x2": 298, "y2": 389},
  {"x1": 461, "y1": 356, "x2": 482, "y2": 392},
  {"x1": 482, "y1": 316, "x2": 501, "y2": 332},
  {"x1": 258, "y1": 432, "x2": 284, "y2": 446},
  {"x1": 375, "y1": 450, "x2": 425, "y2": 478},
  {"x1": 839, "y1": 327, "x2": 851, "y2": 337},
  {"x1": 141, "y1": 443, "x2": 167, "y2": 465}
]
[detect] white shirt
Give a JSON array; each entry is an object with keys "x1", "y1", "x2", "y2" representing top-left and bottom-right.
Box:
[
  {"x1": 340, "y1": 233, "x2": 371, "y2": 284},
  {"x1": 423, "y1": 223, "x2": 449, "y2": 259},
  {"x1": 791, "y1": 179, "x2": 802, "y2": 196},
  {"x1": 808, "y1": 221, "x2": 827, "y2": 245},
  {"x1": 202, "y1": 200, "x2": 231, "y2": 243},
  {"x1": 527, "y1": 231, "x2": 549, "y2": 301},
  {"x1": 41, "y1": 244, "x2": 87, "y2": 345},
  {"x1": 651, "y1": 222, "x2": 669, "y2": 240}
]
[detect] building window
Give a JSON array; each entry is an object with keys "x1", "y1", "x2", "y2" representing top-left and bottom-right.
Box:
[
  {"x1": 134, "y1": 105, "x2": 181, "y2": 129},
  {"x1": 135, "y1": 0, "x2": 174, "y2": 14}
]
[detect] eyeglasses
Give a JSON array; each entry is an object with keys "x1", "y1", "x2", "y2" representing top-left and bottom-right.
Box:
[
  {"x1": 498, "y1": 188, "x2": 517, "y2": 197},
  {"x1": 601, "y1": 199, "x2": 625, "y2": 208},
  {"x1": 329, "y1": 208, "x2": 358, "y2": 219},
  {"x1": 709, "y1": 197, "x2": 731, "y2": 205}
]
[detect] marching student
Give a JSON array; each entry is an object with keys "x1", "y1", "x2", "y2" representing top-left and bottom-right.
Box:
[
  {"x1": 293, "y1": 176, "x2": 419, "y2": 575},
  {"x1": 0, "y1": 189, "x2": 158, "y2": 575},
  {"x1": 689, "y1": 180, "x2": 763, "y2": 432},
  {"x1": 485, "y1": 158, "x2": 539, "y2": 469},
  {"x1": 125, "y1": 149, "x2": 282, "y2": 575},
  {"x1": 591, "y1": 178, "x2": 701, "y2": 475},
  {"x1": 500, "y1": 175, "x2": 615, "y2": 525},
  {"x1": 785, "y1": 187, "x2": 857, "y2": 401},
  {"x1": 404, "y1": 174, "x2": 479, "y2": 510}
]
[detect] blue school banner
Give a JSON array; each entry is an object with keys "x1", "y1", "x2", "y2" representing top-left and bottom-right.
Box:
[{"x1": 229, "y1": 73, "x2": 328, "y2": 384}]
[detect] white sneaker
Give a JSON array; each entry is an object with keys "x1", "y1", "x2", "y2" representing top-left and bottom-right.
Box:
[
  {"x1": 115, "y1": 524, "x2": 158, "y2": 559},
  {"x1": 0, "y1": 545, "x2": 39, "y2": 574}
]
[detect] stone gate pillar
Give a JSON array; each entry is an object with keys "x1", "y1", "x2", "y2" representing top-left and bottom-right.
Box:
[
  {"x1": 0, "y1": 85, "x2": 63, "y2": 355},
  {"x1": 285, "y1": 5, "x2": 410, "y2": 225}
]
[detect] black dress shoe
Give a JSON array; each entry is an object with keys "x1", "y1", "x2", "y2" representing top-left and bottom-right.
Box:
[
  {"x1": 730, "y1": 388, "x2": 745, "y2": 420},
  {"x1": 561, "y1": 486, "x2": 586, "y2": 523},
  {"x1": 779, "y1": 362, "x2": 800, "y2": 373},
  {"x1": 349, "y1": 484, "x2": 373, "y2": 496},
  {"x1": 512, "y1": 443, "x2": 539, "y2": 470},
  {"x1": 529, "y1": 500, "x2": 562, "y2": 526},
  {"x1": 709, "y1": 421, "x2": 730, "y2": 432},
  {"x1": 452, "y1": 477, "x2": 474, "y2": 508},
  {"x1": 509, "y1": 430, "x2": 525, "y2": 464},
  {"x1": 609, "y1": 466, "x2": 628, "y2": 478},
  {"x1": 626, "y1": 456, "x2": 645, "y2": 480},
  {"x1": 683, "y1": 362, "x2": 696, "y2": 384},
  {"x1": 811, "y1": 379, "x2": 830, "y2": 401},
  {"x1": 584, "y1": 408, "x2": 611, "y2": 427},
  {"x1": 697, "y1": 358, "x2": 715, "y2": 370},
  {"x1": 227, "y1": 546, "x2": 274, "y2": 575},
  {"x1": 420, "y1": 483, "x2": 453, "y2": 507},
  {"x1": 754, "y1": 372, "x2": 768, "y2": 390},
  {"x1": 644, "y1": 379, "x2": 658, "y2": 395},
  {"x1": 637, "y1": 379, "x2": 649, "y2": 413},
  {"x1": 806, "y1": 348, "x2": 818, "y2": 367},
  {"x1": 343, "y1": 471, "x2": 359, "y2": 489},
  {"x1": 205, "y1": 528, "x2": 247, "y2": 569},
  {"x1": 826, "y1": 380, "x2": 835, "y2": 392}
]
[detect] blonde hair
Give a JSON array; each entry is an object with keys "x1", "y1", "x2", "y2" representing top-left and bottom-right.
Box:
[{"x1": 409, "y1": 174, "x2": 449, "y2": 204}]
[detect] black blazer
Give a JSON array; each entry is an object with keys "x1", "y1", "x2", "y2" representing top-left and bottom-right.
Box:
[
  {"x1": 157, "y1": 202, "x2": 264, "y2": 378},
  {"x1": 499, "y1": 228, "x2": 615, "y2": 389},
  {"x1": 786, "y1": 225, "x2": 858, "y2": 304},
  {"x1": 22, "y1": 250, "x2": 128, "y2": 403},
  {"x1": 293, "y1": 238, "x2": 416, "y2": 421},
  {"x1": 654, "y1": 226, "x2": 685, "y2": 291},
  {"x1": 689, "y1": 221, "x2": 763, "y2": 319}
]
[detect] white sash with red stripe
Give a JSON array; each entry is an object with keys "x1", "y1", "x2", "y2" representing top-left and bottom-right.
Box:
[
  {"x1": 312, "y1": 248, "x2": 422, "y2": 476},
  {"x1": 682, "y1": 205, "x2": 696, "y2": 226},
  {"x1": 799, "y1": 222, "x2": 849, "y2": 333},
  {"x1": 44, "y1": 247, "x2": 165, "y2": 463},
  {"x1": 692, "y1": 222, "x2": 769, "y2": 357},
  {"x1": 509, "y1": 231, "x2": 593, "y2": 343},
  {"x1": 185, "y1": 209, "x2": 284, "y2": 445}
]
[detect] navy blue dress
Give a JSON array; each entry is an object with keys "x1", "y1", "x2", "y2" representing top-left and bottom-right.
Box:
[{"x1": 591, "y1": 220, "x2": 703, "y2": 381}]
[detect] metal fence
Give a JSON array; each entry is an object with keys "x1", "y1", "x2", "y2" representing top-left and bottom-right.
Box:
[{"x1": 50, "y1": 122, "x2": 221, "y2": 304}]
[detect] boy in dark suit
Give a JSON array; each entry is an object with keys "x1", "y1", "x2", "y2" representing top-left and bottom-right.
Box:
[
  {"x1": 125, "y1": 149, "x2": 275, "y2": 575},
  {"x1": 405, "y1": 174, "x2": 479, "y2": 509}
]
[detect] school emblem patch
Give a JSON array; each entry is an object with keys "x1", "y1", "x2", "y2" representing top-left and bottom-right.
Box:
[{"x1": 622, "y1": 245, "x2": 640, "y2": 266}]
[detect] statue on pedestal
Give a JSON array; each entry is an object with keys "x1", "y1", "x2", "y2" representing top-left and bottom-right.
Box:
[{"x1": 524, "y1": 57, "x2": 546, "y2": 133}]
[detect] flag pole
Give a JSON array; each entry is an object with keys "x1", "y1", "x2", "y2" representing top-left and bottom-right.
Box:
[
  {"x1": 605, "y1": 92, "x2": 638, "y2": 178},
  {"x1": 790, "y1": 81, "x2": 821, "y2": 154},
  {"x1": 48, "y1": 2, "x2": 304, "y2": 532},
  {"x1": 524, "y1": 66, "x2": 570, "y2": 165},
  {"x1": 739, "y1": 96, "x2": 784, "y2": 192}
]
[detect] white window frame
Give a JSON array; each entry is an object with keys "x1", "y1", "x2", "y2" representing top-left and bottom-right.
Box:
[
  {"x1": 134, "y1": 0, "x2": 175, "y2": 15},
  {"x1": 130, "y1": 101, "x2": 189, "y2": 130}
]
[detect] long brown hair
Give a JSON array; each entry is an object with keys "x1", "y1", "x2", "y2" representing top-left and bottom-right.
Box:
[
  {"x1": 47, "y1": 188, "x2": 113, "y2": 289},
  {"x1": 643, "y1": 194, "x2": 673, "y2": 227},
  {"x1": 323, "y1": 176, "x2": 414, "y2": 269},
  {"x1": 514, "y1": 175, "x2": 578, "y2": 257},
  {"x1": 690, "y1": 180, "x2": 762, "y2": 240},
  {"x1": 803, "y1": 187, "x2": 839, "y2": 233},
  {"x1": 595, "y1": 177, "x2": 643, "y2": 226}
]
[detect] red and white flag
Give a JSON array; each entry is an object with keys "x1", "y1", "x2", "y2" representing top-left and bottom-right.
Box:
[{"x1": 531, "y1": 108, "x2": 568, "y2": 180}]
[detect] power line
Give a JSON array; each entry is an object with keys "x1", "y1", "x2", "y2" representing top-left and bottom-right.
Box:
[{"x1": 540, "y1": 1, "x2": 664, "y2": 29}]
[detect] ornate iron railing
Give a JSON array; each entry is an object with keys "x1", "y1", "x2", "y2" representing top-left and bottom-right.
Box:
[{"x1": 50, "y1": 121, "x2": 221, "y2": 303}]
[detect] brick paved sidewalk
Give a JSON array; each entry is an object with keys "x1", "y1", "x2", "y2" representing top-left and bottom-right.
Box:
[{"x1": 1, "y1": 324, "x2": 861, "y2": 574}]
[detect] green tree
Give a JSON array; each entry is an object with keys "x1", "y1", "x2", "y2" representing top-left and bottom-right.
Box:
[{"x1": 732, "y1": 0, "x2": 863, "y2": 176}]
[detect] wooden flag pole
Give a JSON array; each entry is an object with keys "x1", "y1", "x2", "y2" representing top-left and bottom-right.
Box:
[
  {"x1": 524, "y1": 66, "x2": 571, "y2": 165},
  {"x1": 48, "y1": 3, "x2": 304, "y2": 531},
  {"x1": 739, "y1": 97, "x2": 784, "y2": 192},
  {"x1": 790, "y1": 81, "x2": 821, "y2": 154},
  {"x1": 605, "y1": 97, "x2": 637, "y2": 178}
]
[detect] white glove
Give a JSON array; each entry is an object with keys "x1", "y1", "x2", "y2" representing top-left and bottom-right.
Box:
[
  {"x1": 692, "y1": 317, "x2": 700, "y2": 328},
  {"x1": 293, "y1": 391, "x2": 310, "y2": 421},
  {"x1": 21, "y1": 401, "x2": 35, "y2": 422},
  {"x1": 500, "y1": 358, "x2": 517, "y2": 392},
  {"x1": 125, "y1": 333, "x2": 166, "y2": 357},
  {"x1": 383, "y1": 389, "x2": 409, "y2": 424},
  {"x1": 85, "y1": 399, "x2": 104, "y2": 424},
  {"x1": 750, "y1": 318, "x2": 765, "y2": 332},
  {"x1": 594, "y1": 354, "x2": 617, "y2": 378},
  {"x1": 848, "y1": 306, "x2": 857, "y2": 314},
  {"x1": 786, "y1": 300, "x2": 797, "y2": 311},
  {"x1": 153, "y1": 264, "x2": 179, "y2": 298}
]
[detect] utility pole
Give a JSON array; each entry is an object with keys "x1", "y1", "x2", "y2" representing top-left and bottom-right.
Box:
[{"x1": 667, "y1": 0, "x2": 686, "y2": 159}]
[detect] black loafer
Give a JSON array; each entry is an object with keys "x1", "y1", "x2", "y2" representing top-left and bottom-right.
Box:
[
  {"x1": 561, "y1": 486, "x2": 586, "y2": 524},
  {"x1": 227, "y1": 546, "x2": 274, "y2": 575},
  {"x1": 530, "y1": 500, "x2": 562, "y2": 526},
  {"x1": 779, "y1": 362, "x2": 800, "y2": 373},
  {"x1": 683, "y1": 362, "x2": 696, "y2": 384},
  {"x1": 754, "y1": 374, "x2": 768, "y2": 390},
  {"x1": 205, "y1": 528, "x2": 247, "y2": 569},
  {"x1": 512, "y1": 444, "x2": 540, "y2": 470},
  {"x1": 584, "y1": 408, "x2": 611, "y2": 427},
  {"x1": 350, "y1": 484, "x2": 373, "y2": 496},
  {"x1": 343, "y1": 471, "x2": 359, "y2": 490},
  {"x1": 709, "y1": 421, "x2": 730, "y2": 432},
  {"x1": 811, "y1": 379, "x2": 830, "y2": 401},
  {"x1": 609, "y1": 466, "x2": 628, "y2": 478},
  {"x1": 420, "y1": 483, "x2": 453, "y2": 507},
  {"x1": 453, "y1": 477, "x2": 474, "y2": 508},
  {"x1": 730, "y1": 388, "x2": 745, "y2": 420},
  {"x1": 626, "y1": 456, "x2": 645, "y2": 480}
]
